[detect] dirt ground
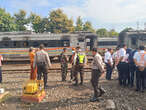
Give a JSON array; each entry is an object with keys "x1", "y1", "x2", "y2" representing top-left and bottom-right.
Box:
[{"x1": 0, "y1": 64, "x2": 146, "y2": 110}]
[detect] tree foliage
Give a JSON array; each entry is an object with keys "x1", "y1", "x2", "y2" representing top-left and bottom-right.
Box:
[
  {"x1": 0, "y1": 8, "x2": 120, "y2": 36},
  {"x1": 83, "y1": 21, "x2": 95, "y2": 32},
  {"x1": 48, "y1": 9, "x2": 74, "y2": 33},
  {"x1": 75, "y1": 16, "x2": 83, "y2": 31},
  {"x1": 109, "y1": 29, "x2": 119, "y2": 37},
  {"x1": 96, "y1": 28, "x2": 109, "y2": 37},
  {"x1": 14, "y1": 10, "x2": 28, "y2": 31},
  {"x1": 0, "y1": 8, "x2": 17, "y2": 32}
]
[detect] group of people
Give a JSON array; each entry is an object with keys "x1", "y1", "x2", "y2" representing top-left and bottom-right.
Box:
[
  {"x1": 0, "y1": 43, "x2": 145, "y2": 102},
  {"x1": 104, "y1": 44, "x2": 146, "y2": 92},
  {"x1": 29, "y1": 44, "x2": 105, "y2": 102}
]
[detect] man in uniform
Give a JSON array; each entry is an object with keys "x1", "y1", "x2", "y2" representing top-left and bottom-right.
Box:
[
  {"x1": 72, "y1": 46, "x2": 87, "y2": 86},
  {"x1": 60, "y1": 48, "x2": 68, "y2": 81},
  {"x1": 118, "y1": 44, "x2": 127, "y2": 86},
  {"x1": 33, "y1": 44, "x2": 51, "y2": 89},
  {"x1": 90, "y1": 48, "x2": 105, "y2": 102},
  {"x1": 104, "y1": 48, "x2": 113, "y2": 80},
  {"x1": 134, "y1": 46, "x2": 146, "y2": 92}
]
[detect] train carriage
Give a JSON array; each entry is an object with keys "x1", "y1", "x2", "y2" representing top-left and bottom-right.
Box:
[
  {"x1": 0, "y1": 32, "x2": 98, "y2": 60},
  {"x1": 119, "y1": 30, "x2": 146, "y2": 49}
]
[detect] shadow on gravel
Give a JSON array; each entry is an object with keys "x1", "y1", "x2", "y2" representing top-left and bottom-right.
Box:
[{"x1": 29, "y1": 97, "x2": 90, "y2": 110}]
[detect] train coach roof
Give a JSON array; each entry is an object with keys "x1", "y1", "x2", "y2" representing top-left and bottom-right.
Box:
[{"x1": 0, "y1": 32, "x2": 97, "y2": 41}]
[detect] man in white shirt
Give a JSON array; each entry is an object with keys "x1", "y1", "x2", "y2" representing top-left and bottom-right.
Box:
[
  {"x1": 118, "y1": 44, "x2": 128, "y2": 86},
  {"x1": 104, "y1": 48, "x2": 113, "y2": 80},
  {"x1": 133, "y1": 46, "x2": 146, "y2": 92}
]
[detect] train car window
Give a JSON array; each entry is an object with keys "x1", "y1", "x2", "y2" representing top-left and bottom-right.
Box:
[
  {"x1": 13, "y1": 41, "x2": 21, "y2": 48},
  {"x1": 62, "y1": 40, "x2": 70, "y2": 47},
  {"x1": 78, "y1": 38, "x2": 84, "y2": 42},
  {"x1": 131, "y1": 37, "x2": 137, "y2": 45},
  {"x1": 98, "y1": 41, "x2": 117, "y2": 46},
  {"x1": 23, "y1": 41, "x2": 29, "y2": 47},
  {"x1": 33, "y1": 42, "x2": 39, "y2": 47}
]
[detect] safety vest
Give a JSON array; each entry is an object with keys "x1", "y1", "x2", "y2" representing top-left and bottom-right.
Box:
[{"x1": 77, "y1": 53, "x2": 85, "y2": 64}]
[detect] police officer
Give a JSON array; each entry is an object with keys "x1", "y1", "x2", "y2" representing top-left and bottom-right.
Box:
[
  {"x1": 60, "y1": 48, "x2": 68, "y2": 81},
  {"x1": 33, "y1": 44, "x2": 51, "y2": 89},
  {"x1": 90, "y1": 48, "x2": 105, "y2": 102},
  {"x1": 104, "y1": 48, "x2": 113, "y2": 80},
  {"x1": 72, "y1": 46, "x2": 87, "y2": 86},
  {"x1": 134, "y1": 46, "x2": 146, "y2": 92},
  {"x1": 118, "y1": 44, "x2": 127, "y2": 86}
]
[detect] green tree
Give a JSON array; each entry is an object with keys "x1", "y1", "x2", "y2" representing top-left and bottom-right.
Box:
[
  {"x1": 83, "y1": 21, "x2": 95, "y2": 32},
  {"x1": 96, "y1": 28, "x2": 109, "y2": 37},
  {"x1": 28, "y1": 13, "x2": 45, "y2": 33},
  {"x1": 109, "y1": 29, "x2": 119, "y2": 37},
  {"x1": 121, "y1": 27, "x2": 133, "y2": 32},
  {"x1": 14, "y1": 10, "x2": 28, "y2": 31},
  {"x1": 48, "y1": 9, "x2": 74, "y2": 33},
  {"x1": 75, "y1": 16, "x2": 83, "y2": 31},
  {"x1": 0, "y1": 8, "x2": 17, "y2": 32}
]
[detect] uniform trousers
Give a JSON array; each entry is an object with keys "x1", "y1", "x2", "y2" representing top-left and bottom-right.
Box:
[
  {"x1": 37, "y1": 63, "x2": 48, "y2": 87},
  {"x1": 105, "y1": 63, "x2": 113, "y2": 80},
  {"x1": 119, "y1": 62, "x2": 129, "y2": 86},
  {"x1": 136, "y1": 67, "x2": 146, "y2": 91},
  {"x1": 129, "y1": 63, "x2": 136, "y2": 87},
  {"x1": 61, "y1": 63, "x2": 68, "y2": 81},
  {"x1": 91, "y1": 69, "x2": 102, "y2": 98},
  {"x1": 74, "y1": 64, "x2": 84, "y2": 84}
]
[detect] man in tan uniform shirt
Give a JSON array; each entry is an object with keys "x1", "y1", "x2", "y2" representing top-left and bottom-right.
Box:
[
  {"x1": 33, "y1": 44, "x2": 51, "y2": 89},
  {"x1": 90, "y1": 48, "x2": 105, "y2": 102}
]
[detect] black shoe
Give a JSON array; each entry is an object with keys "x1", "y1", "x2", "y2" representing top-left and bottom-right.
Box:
[
  {"x1": 141, "y1": 89, "x2": 144, "y2": 93},
  {"x1": 99, "y1": 88, "x2": 106, "y2": 97},
  {"x1": 135, "y1": 89, "x2": 139, "y2": 92},
  {"x1": 44, "y1": 85, "x2": 49, "y2": 89},
  {"x1": 90, "y1": 97, "x2": 99, "y2": 102},
  {"x1": 79, "y1": 82, "x2": 83, "y2": 85}
]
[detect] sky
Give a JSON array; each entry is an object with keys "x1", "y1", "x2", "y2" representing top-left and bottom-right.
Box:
[{"x1": 0, "y1": 0, "x2": 146, "y2": 32}]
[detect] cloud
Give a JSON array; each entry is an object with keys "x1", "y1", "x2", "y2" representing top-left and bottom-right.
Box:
[{"x1": 61, "y1": 0, "x2": 146, "y2": 24}]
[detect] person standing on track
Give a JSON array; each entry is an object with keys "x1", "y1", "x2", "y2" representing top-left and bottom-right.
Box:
[
  {"x1": 0, "y1": 54, "x2": 3, "y2": 83},
  {"x1": 33, "y1": 44, "x2": 51, "y2": 89},
  {"x1": 29, "y1": 47, "x2": 37, "y2": 80},
  {"x1": 134, "y1": 46, "x2": 146, "y2": 92},
  {"x1": 60, "y1": 48, "x2": 68, "y2": 81},
  {"x1": 90, "y1": 48, "x2": 105, "y2": 102},
  {"x1": 104, "y1": 48, "x2": 113, "y2": 80},
  {"x1": 72, "y1": 46, "x2": 87, "y2": 86},
  {"x1": 118, "y1": 44, "x2": 127, "y2": 86}
]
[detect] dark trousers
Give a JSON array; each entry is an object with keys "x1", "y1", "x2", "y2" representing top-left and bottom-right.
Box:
[
  {"x1": 74, "y1": 65, "x2": 84, "y2": 84},
  {"x1": 37, "y1": 64, "x2": 48, "y2": 87},
  {"x1": 129, "y1": 64, "x2": 136, "y2": 87},
  {"x1": 119, "y1": 62, "x2": 129, "y2": 86},
  {"x1": 136, "y1": 67, "x2": 145, "y2": 91},
  {"x1": 61, "y1": 63, "x2": 68, "y2": 81},
  {"x1": 105, "y1": 63, "x2": 113, "y2": 80},
  {"x1": 91, "y1": 69, "x2": 102, "y2": 98},
  {"x1": 0, "y1": 66, "x2": 2, "y2": 83}
]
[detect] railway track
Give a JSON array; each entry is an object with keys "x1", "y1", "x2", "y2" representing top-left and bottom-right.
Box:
[{"x1": 3, "y1": 68, "x2": 92, "y2": 73}]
